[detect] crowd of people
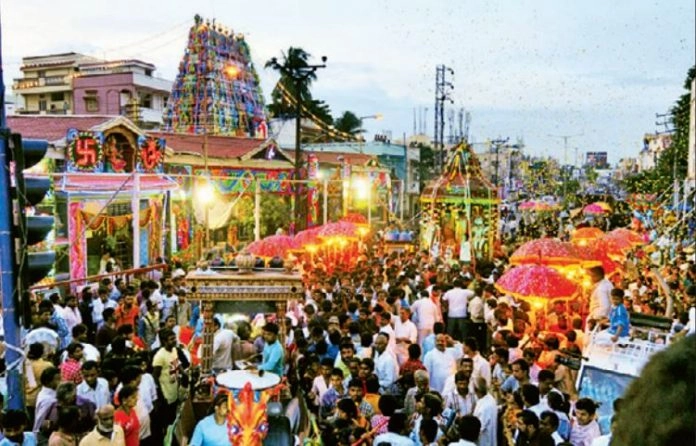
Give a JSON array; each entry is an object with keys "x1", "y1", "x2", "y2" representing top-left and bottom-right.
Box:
[{"x1": 0, "y1": 205, "x2": 693, "y2": 446}]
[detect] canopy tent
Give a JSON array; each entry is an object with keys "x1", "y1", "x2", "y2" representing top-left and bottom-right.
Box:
[{"x1": 420, "y1": 141, "x2": 499, "y2": 262}]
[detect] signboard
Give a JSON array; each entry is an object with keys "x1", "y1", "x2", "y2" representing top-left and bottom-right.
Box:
[
  {"x1": 136, "y1": 136, "x2": 166, "y2": 173},
  {"x1": 66, "y1": 129, "x2": 104, "y2": 172},
  {"x1": 586, "y1": 152, "x2": 609, "y2": 169}
]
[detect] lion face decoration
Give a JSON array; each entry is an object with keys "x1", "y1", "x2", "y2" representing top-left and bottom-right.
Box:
[{"x1": 227, "y1": 382, "x2": 270, "y2": 446}]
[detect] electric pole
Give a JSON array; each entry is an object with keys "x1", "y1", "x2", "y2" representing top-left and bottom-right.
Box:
[{"x1": 434, "y1": 65, "x2": 454, "y2": 171}]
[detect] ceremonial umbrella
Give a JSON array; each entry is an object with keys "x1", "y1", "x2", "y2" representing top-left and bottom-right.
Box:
[
  {"x1": 590, "y1": 235, "x2": 632, "y2": 261},
  {"x1": 293, "y1": 226, "x2": 324, "y2": 248},
  {"x1": 593, "y1": 201, "x2": 613, "y2": 212},
  {"x1": 246, "y1": 234, "x2": 296, "y2": 259},
  {"x1": 570, "y1": 227, "x2": 605, "y2": 246},
  {"x1": 519, "y1": 201, "x2": 537, "y2": 210},
  {"x1": 341, "y1": 212, "x2": 368, "y2": 224},
  {"x1": 495, "y1": 264, "x2": 581, "y2": 306},
  {"x1": 575, "y1": 243, "x2": 621, "y2": 277},
  {"x1": 510, "y1": 238, "x2": 583, "y2": 267},
  {"x1": 318, "y1": 221, "x2": 359, "y2": 240},
  {"x1": 583, "y1": 203, "x2": 606, "y2": 215},
  {"x1": 608, "y1": 228, "x2": 645, "y2": 246}
]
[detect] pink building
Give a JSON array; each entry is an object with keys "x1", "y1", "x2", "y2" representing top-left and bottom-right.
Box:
[{"x1": 72, "y1": 60, "x2": 172, "y2": 126}]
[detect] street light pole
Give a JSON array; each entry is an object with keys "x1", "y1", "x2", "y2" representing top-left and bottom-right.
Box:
[{"x1": 268, "y1": 54, "x2": 327, "y2": 231}]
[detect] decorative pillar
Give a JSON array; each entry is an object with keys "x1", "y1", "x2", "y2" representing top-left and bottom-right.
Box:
[
  {"x1": 132, "y1": 172, "x2": 141, "y2": 269},
  {"x1": 200, "y1": 301, "x2": 215, "y2": 374},
  {"x1": 254, "y1": 179, "x2": 261, "y2": 241},
  {"x1": 68, "y1": 201, "x2": 86, "y2": 284}
]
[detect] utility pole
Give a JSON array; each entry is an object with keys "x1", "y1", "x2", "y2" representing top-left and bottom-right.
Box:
[
  {"x1": 490, "y1": 138, "x2": 510, "y2": 188},
  {"x1": 268, "y1": 54, "x2": 327, "y2": 231},
  {"x1": 434, "y1": 65, "x2": 454, "y2": 171},
  {"x1": 548, "y1": 133, "x2": 583, "y2": 168}
]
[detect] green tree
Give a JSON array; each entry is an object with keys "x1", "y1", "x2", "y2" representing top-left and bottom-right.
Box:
[
  {"x1": 333, "y1": 111, "x2": 364, "y2": 138},
  {"x1": 265, "y1": 47, "x2": 333, "y2": 125},
  {"x1": 622, "y1": 65, "x2": 695, "y2": 193}
]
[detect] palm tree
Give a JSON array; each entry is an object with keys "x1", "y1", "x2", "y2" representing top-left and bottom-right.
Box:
[
  {"x1": 333, "y1": 111, "x2": 364, "y2": 139},
  {"x1": 266, "y1": 47, "x2": 319, "y2": 119}
]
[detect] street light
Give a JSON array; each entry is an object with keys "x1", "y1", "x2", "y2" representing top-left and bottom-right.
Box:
[{"x1": 267, "y1": 53, "x2": 327, "y2": 231}]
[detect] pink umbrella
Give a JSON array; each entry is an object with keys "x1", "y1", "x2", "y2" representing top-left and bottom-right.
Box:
[
  {"x1": 318, "y1": 221, "x2": 359, "y2": 240},
  {"x1": 583, "y1": 203, "x2": 605, "y2": 215},
  {"x1": 519, "y1": 201, "x2": 537, "y2": 210},
  {"x1": 294, "y1": 226, "x2": 324, "y2": 248},
  {"x1": 246, "y1": 234, "x2": 296, "y2": 258}
]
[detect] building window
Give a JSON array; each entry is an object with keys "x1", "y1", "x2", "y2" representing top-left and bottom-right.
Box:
[
  {"x1": 39, "y1": 100, "x2": 47, "y2": 111},
  {"x1": 141, "y1": 94, "x2": 152, "y2": 109},
  {"x1": 37, "y1": 70, "x2": 45, "y2": 78},
  {"x1": 50, "y1": 92, "x2": 64, "y2": 102},
  {"x1": 85, "y1": 96, "x2": 99, "y2": 112}
]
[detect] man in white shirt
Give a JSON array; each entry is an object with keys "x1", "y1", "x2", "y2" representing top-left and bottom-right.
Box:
[
  {"x1": 33, "y1": 366, "x2": 60, "y2": 432},
  {"x1": 212, "y1": 318, "x2": 238, "y2": 371},
  {"x1": 473, "y1": 377, "x2": 498, "y2": 446},
  {"x1": 588, "y1": 266, "x2": 612, "y2": 325},
  {"x1": 62, "y1": 295, "x2": 82, "y2": 333},
  {"x1": 442, "y1": 278, "x2": 474, "y2": 341},
  {"x1": 423, "y1": 334, "x2": 456, "y2": 393},
  {"x1": 373, "y1": 333, "x2": 398, "y2": 394},
  {"x1": 373, "y1": 413, "x2": 416, "y2": 446},
  {"x1": 410, "y1": 291, "x2": 441, "y2": 344},
  {"x1": 463, "y1": 337, "x2": 491, "y2": 386},
  {"x1": 394, "y1": 308, "x2": 418, "y2": 366},
  {"x1": 76, "y1": 361, "x2": 111, "y2": 409}
]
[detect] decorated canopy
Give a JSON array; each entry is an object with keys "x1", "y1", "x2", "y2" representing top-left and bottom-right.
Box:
[
  {"x1": 246, "y1": 234, "x2": 295, "y2": 258},
  {"x1": 420, "y1": 142, "x2": 499, "y2": 261},
  {"x1": 571, "y1": 227, "x2": 605, "y2": 245},
  {"x1": 495, "y1": 264, "x2": 581, "y2": 304},
  {"x1": 510, "y1": 238, "x2": 582, "y2": 267}
]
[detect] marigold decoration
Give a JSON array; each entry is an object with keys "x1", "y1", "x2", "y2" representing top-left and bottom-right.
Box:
[
  {"x1": 570, "y1": 227, "x2": 605, "y2": 246},
  {"x1": 227, "y1": 383, "x2": 270, "y2": 446},
  {"x1": 510, "y1": 238, "x2": 582, "y2": 267},
  {"x1": 495, "y1": 265, "x2": 581, "y2": 305},
  {"x1": 246, "y1": 235, "x2": 296, "y2": 259}
]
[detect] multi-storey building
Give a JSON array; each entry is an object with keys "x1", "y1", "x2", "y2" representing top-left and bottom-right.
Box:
[
  {"x1": 13, "y1": 52, "x2": 98, "y2": 114},
  {"x1": 13, "y1": 53, "x2": 172, "y2": 127}
]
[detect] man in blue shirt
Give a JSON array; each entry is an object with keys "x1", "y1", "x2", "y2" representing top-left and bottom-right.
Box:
[
  {"x1": 258, "y1": 322, "x2": 285, "y2": 376},
  {"x1": 189, "y1": 393, "x2": 230, "y2": 446}
]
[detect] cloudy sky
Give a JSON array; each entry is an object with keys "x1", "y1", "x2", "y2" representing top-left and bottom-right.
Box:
[{"x1": 2, "y1": 0, "x2": 694, "y2": 163}]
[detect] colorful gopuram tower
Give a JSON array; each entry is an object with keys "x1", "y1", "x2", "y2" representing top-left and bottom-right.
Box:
[{"x1": 163, "y1": 15, "x2": 267, "y2": 138}]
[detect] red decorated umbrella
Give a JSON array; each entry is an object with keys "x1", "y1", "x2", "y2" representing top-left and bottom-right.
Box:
[
  {"x1": 318, "y1": 221, "x2": 359, "y2": 240},
  {"x1": 519, "y1": 200, "x2": 537, "y2": 210},
  {"x1": 294, "y1": 226, "x2": 324, "y2": 248},
  {"x1": 583, "y1": 203, "x2": 606, "y2": 215},
  {"x1": 495, "y1": 265, "x2": 581, "y2": 303},
  {"x1": 589, "y1": 235, "x2": 631, "y2": 262},
  {"x1": 570, "y1": 227, "x2": 604, "y2": 245},
  {"x1": 608, "y1": 228, "x2": 644, "y2": 246},
  {"x1": 510, "y1": 238, "x2": 583, "y2": 267},
  {"x1": 341, "y1": 213, "x2": 368, "y2": 224},
  {"x1": 575, "y1": 244, "x2": 621, "y2": 276},
  {"x1": 246, "y1": 234, "x2": 295, "y2": 258}
]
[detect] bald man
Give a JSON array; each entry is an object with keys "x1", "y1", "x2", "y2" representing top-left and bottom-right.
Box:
[{"x1": 79, "y1": 404, "x2": 126, "y2": 446}]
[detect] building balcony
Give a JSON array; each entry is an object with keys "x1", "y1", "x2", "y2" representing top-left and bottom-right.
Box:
[{"x1": 14, "y1": 75, "x2": 69, "y2": 90}]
